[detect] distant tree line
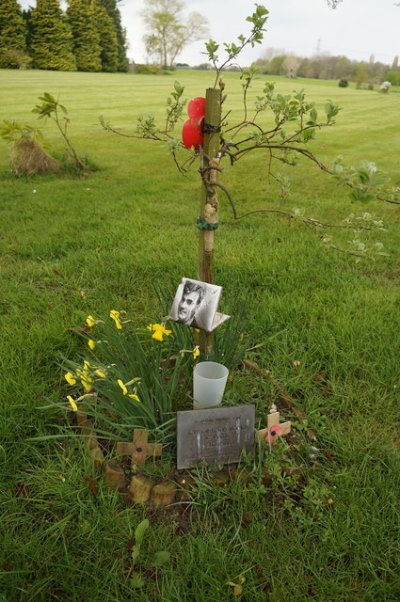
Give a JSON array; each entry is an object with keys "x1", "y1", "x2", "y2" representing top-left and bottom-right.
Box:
[
  {"x1": 254, "y1": 50, "x2": 400, "y2": 87},
  {"x1": 0, "y1": 0, "x2": 128, "y2": 72}
]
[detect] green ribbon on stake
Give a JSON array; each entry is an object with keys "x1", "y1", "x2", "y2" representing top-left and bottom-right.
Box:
[{"x1": 196, "y1": 216, "x2": 219, "y2": 231}]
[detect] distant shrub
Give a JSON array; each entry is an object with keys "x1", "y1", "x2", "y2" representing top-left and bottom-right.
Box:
[
  {"x1": 134, "y1": 63, "x2": 161, "y2": 75},
  {"x1": 338, "y1": 78, "x2": 349, "y2": 88},
  {"x1": 194, "y1": 63, "x2": 212, "y2": 70},
  {"x1": 385, "y1": 70, "x2": 400, "y2": 86},
  {"x1": 380, "y1": 81, "x2": 392, "y2": 94},
  {"x1": 0, "y1": 48, "x2": 31, "y2": 69}
]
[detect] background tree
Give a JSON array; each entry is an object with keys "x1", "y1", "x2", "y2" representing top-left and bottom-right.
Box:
[
  {"x1": 0, "y1": 0, "x2": 28, "y2": 68},
  {"x1": 142, "y1": 0, "x2": 208, "y2": 69},
  {"x1": 385, "y1": 69, "x2": 400, "y2": 86},
  {"x1": 22, "y1": 7, "x2": 34, "y2": 59},
  {"x1": 283, "y1": 54, "x2": 300, "y2": 78},
  {"x1": 30, "y1": 0, "x2": 76, "y2": 71},
  {"x1": 335, "y1": 55, "x2": 352, "y2": 79},
  {"x1": 254, "y1": 48, "x2": 392, "y2": 87},
  {"x1": 67, "y1": 0, "x2": 101, "y2": 72},
  {"x1": 100, "y1": 0, "x2": 128, "y2": 72},
  {"x1": 96, "y1": 1, "x2": 119, "y2": 72},
  {"x1": 355, "y1": 62, "x2": 368, "y2": 88}
]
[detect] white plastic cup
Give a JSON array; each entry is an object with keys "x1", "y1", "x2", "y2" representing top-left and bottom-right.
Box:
[{"x1": 193, "y1": 361, "x2": 229, "y2": 409}]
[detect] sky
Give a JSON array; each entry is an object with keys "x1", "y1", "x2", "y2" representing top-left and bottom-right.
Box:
[{"x1": 18, "y1": 0, "x2": 400, "y2": 67}]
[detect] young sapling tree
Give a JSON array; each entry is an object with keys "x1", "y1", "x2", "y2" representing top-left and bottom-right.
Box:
[
  {"x1": 101, "y1": 4, "x2": 397, "y2": 354},
  {"x1": 33, "y1": 92, "x2": 89, "y2": 172}
]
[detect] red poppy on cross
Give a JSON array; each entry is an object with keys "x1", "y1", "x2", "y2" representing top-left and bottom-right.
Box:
[{"x1": 257, "y1": 405, "x2": 291, "y2": 447}]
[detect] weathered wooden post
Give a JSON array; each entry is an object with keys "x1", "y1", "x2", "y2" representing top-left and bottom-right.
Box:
[{"x1": 198, "y1": 87, "x2": 222, "y2": 356}]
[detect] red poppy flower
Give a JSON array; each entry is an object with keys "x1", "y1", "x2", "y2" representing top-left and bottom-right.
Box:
[{"x1": 264, "y1": 423, "x2": 284, "y2": 444}]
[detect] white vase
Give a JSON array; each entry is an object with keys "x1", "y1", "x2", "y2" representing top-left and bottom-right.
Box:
[{"x1": 193, "y1": 361, "x2": 229, "y2": 409}]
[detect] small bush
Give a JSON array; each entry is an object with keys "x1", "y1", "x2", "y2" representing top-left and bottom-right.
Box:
[
  {"x1": 0, "y1": 48, "x2": 31, "y2": 69},
  {"x1": 134, "y1": 63, "x2": 161, "y2": 75},
  {"x1": 385, "y1": 70, "x2": 400, "y2": 86},
  {"x1": 380, "y1": 81, "x2": 392, "y2": 94},
  {"x1": 338, "y1": 78, "x2": 349, "y2": 88}
]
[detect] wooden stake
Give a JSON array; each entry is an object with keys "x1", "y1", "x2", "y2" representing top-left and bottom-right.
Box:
[{"x1": 198, "y1": 87, "x2": 222, "y2": 357}]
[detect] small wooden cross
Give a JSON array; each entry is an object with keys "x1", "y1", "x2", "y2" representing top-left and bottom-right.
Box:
[
  {"x1": 258, "y1": 403, "x2": 291, "y2": 445},
  {"x1": 116, "y1": 429, "x2": 162, "y2": 470}
]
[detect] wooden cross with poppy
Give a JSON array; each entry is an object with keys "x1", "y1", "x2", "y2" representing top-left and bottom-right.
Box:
[
  {"x1": 258, "y1": 404, "x2": 291, "y2": 447},
  {"x1": 116, "y1": 429, "x2": 162, "y2": 470}
]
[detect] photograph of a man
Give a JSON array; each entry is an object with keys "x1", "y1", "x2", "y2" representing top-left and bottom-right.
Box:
[
  {"x1": 177, "y1": 280, "x2": 205, "y2": 326},
  {"x1": 169, "y1": 277, "x2": 225, "y2": 332}
]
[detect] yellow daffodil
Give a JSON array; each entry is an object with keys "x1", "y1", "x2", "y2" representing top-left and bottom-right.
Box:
[
  {"x1": 81, "y1": 377, "x2": 92, "y2": 393},
  {"x1": 88, "y1": 339, "x2": 95, "y2": 350},
  {"x1": 117, "y1": 379, "x2": 128, "y2": 395},
  {"x1": 67, "y1": 395, "x2": 78, "y2": 412},
  {"x1": 117, "y1": 378, "x2": 140, "y2": 401},
  {"x1": 64, "y1": 372, "x2": 77, "y2": 386},
  {"x1": 180, "y1": 346, "x2": 201, "y2": 360},
  {"x1": 110, "y1": 309, "x2": 123, "y2": 330},
  {"x1": 78, "y1": 360, "x2": 92, "y2": 392},
  {"x1": 147, "y1": 323, "x2": 172, "y2": 342},
  {"x1": 86, "y1": 315, "x2": 96, "y2": 328},
  {"x1": 95, "y1": 369, "x2": 106, "y2": 378},
  {"x1": 227, "y1": 574, "x2": 245, "y2": 597}
]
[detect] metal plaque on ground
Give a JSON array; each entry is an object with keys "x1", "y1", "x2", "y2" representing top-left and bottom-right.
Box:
[{"x1": 176, "y1": 405, "x2": 255, "y2": 470}]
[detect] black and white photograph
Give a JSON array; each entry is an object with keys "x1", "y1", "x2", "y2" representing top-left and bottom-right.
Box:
[{"x1": 169, "y1": 278, "x2": 230, "y2": 332}]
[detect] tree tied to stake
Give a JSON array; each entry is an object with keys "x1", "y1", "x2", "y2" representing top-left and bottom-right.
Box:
[{"x1": 101, "y1": 3, "x2": 398, "y2": 351}]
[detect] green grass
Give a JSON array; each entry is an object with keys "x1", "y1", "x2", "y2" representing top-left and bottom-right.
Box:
[{"x1": 1, "y1": 69, "x2": 400, "y2": 601}]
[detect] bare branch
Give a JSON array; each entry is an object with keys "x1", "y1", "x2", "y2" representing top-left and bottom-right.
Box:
[
  {"x1": 213, "y1": 182, "x2": 381, "y2": 232},
  {"x1": 321, "y1": 241, "x2": 365, "y2": 258},
  {"x1": 100, "y1": 120, "x2": 166, "y2": 142},
  {"x1": 231, "y1": 143, "x2": 332, "y2": 174}
]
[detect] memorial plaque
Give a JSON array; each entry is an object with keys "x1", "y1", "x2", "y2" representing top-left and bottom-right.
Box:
[{"x1": 176, "y1": 405, "x2": 255, "y2": 470}]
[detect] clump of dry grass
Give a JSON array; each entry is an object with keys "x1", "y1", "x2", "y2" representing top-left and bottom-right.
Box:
[{"x1": 10, "y1": 138, "x2": 61, "y2": 176}]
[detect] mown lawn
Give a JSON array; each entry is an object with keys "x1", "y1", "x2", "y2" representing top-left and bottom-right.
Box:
[{"x1": 0, "y1": 68, "x2": 400, "y2": 601}]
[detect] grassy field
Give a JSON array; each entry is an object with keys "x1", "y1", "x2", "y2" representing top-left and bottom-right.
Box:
[{"x1": 1, "y1": 68, "x2": 400, "y2": 601}]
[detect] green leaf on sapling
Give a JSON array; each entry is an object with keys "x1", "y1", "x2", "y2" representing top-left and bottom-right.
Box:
[
  {"x1": 324, "y1": 100, "x2": 341, "y2": 123},
  {"x1": 205, "y1": 39, "x2": 219, "y2": 61},
  {"x1": 309, "y1": 107, "x2": 318, "y2": 123},
  {"x1": 303, "y1": 128, "x2": 316, "y2": 142}
]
